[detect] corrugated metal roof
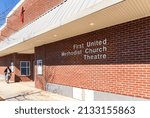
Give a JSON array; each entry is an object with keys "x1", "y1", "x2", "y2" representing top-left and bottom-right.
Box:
[
  {"x1": 0, "y1": 0, "x2": 150, "y2": 56},
  {"x1": 0, "y1": 0, "x2": 123, "y2": 51}
]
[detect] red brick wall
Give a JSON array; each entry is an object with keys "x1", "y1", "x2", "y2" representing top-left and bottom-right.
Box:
[
  {"x1": 0, "y1": 0, "x2": 65, "y2": 40},
  {"x1": 15, "y1": 54, "x2": 34, "y2": 82},
  {"x1": 35, "y1": 16, "x2": 150, "y2": 99},
  {"x1": 0, "y1": 53, "x2": 34, "y2": 82},
  {"x1": 35, "y1": 46, "x2": 46, "y2": 90},
  {"x1": 0, "y1": 54, "x2": 15, "y2": 81}
]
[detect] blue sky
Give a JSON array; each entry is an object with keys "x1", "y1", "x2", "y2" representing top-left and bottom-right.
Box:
[{"x1": 0, "y1": 0, "x2": 20, "y2": 27}]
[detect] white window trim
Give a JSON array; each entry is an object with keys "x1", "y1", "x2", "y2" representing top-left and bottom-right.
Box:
[{"x1": 20, "y1": 61, "x2": 31, "y2": 76}]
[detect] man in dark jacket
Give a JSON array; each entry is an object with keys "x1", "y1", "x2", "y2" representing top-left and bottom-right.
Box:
[{"x1": 4, "y1": 66, "x2": 12, "y2": 84}]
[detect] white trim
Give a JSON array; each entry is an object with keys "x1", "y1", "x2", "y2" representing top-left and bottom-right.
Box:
[
  {"x1": 7, "y1": 0, "x2": 25, "y2": 17},
  {"x1": 20, "y1": 61, "x2": 30, "y2": 76},
  {"x1": 0, "y1": 0, "x2": 25, "y2": 30},
  {"x1": 0, "y1": 23, "x2": 7, "y2": 31},
  {"x1": 0, "y1": 0, "x2": 124, "y2": 51}
]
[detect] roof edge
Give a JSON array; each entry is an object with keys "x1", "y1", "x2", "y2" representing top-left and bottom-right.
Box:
[{"x1": 0, "y1": 0, "x2": 25, "y2": 30}]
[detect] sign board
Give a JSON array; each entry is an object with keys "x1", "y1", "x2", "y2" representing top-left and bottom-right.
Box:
[
  {"x1": 37, "y1": 60, "x2": 43, "y2": 75},
  {"x1": 11, "y1": 62, "x2": 14, "y2": 72}
]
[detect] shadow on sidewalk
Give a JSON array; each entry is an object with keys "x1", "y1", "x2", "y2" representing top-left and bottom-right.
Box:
[
  {"x1": 0, "y1": 97, "x2": 4, "y2": 101},
  {"x1": 4, "y1": 91, "x2": 41, "y2": 101}
]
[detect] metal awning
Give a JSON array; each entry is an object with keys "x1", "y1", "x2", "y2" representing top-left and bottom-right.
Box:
[{"x1": 0, "y1": 0, "x2": 149, "y2": 56}]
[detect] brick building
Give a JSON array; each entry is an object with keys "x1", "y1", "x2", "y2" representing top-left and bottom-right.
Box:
[{"x1": 0, "y1": 0, "x2": 150, "y2": 100}]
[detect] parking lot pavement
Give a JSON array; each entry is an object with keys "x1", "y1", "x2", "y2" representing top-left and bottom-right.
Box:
[{"x1": 0, "y1": 79, "x2": 78, "y2": 101}]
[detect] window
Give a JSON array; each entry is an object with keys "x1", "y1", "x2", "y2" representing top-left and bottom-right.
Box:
[{"x1": 20, "y1": 61, "x2": 30, "y2": 76}]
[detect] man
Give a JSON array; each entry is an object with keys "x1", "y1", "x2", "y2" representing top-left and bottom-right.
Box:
[{"x1": 4, "y1": 66, "x2": 12, "y2": 84}]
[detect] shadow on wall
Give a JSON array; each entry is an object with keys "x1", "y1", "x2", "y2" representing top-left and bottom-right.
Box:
[
  {"x1": 0, "y1": 53, "x2": 34, "y2": 82},
  {"x1": 4, "y1": 91, "x2": 41, "y2": 101},
  {"x1": 15, "y1": 74, "x2": 22, "y2": 82}
]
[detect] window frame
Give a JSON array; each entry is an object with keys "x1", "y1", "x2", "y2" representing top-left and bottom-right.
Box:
[{"x1": 20, "y1": 61, "x2": 30, "y2": 76}]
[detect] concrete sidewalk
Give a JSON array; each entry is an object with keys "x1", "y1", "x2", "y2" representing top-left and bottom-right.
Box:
[{"x1": 0, "y1": 79, "x2": 78, "y2": 101}]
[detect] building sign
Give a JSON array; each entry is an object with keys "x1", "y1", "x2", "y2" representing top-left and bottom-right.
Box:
[
  {"x1": 37, "y1": 60, "x2": 43, "y2": 75},
  {"x1": 11, "y1": 62, "x2": 14, "y2": 72},
  {"x1": 61, "y1": 38, "x2": 107, "y2": 60}
]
